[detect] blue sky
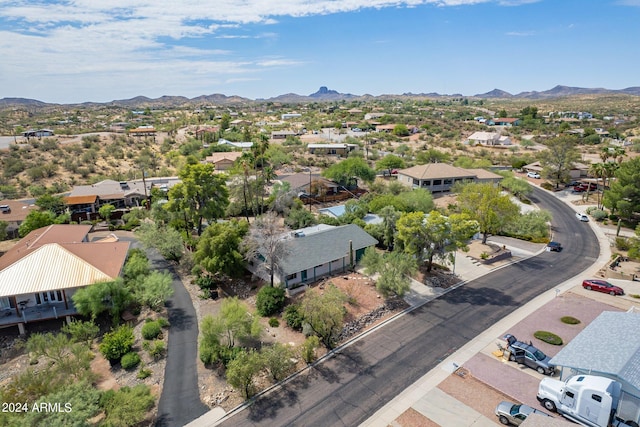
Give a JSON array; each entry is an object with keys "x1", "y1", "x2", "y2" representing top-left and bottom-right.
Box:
[{"x1": 0, "y1": 0, "x2": 639, "y2": 103}]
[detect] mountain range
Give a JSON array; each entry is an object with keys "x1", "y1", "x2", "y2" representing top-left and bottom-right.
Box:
[{"x1": 1, "y1": 85, "x2": 639, "y2": 109}]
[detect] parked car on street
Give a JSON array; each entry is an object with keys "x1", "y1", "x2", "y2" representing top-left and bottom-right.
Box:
[
  {"x1": 526, "y1": 171, "x2": 541, "y2": 179},
  {"x1": 546, "y1": 241, "x2": 562, "y2": 252},
  {"x1": 503, "y1": 334, "x2": 556, "y2": 375},
  {"x1": 575, "y1": 212, "x2": 589, "y2": 222},
  {"x1": 582, "y1": 279, "x2": 624, "y2": 296},
  {"x1": 495, "y1": 401, "x2": 551, "y2": 425}
]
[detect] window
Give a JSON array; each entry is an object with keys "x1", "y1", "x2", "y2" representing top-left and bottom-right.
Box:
[
  {"x1": 591, "y1": 394, "x2": 602, "y2": 403},
  {"x1": 443, "y1": 179, "x2": 452, "y2": 185},
  {"x1": 433, "y1": 179, "x2": 442, "y2": 185},
  {"x1": 565, "y1": 391, "x2": 575, "y2": 399},
  {"x1": 422, "y1": 180, "x2": 431, "y2": 186},
  {"x1": 286, "y1": 273, "x2": 297, "y2": 281},
  {"x1": 413, "y1": 179, "x2": 419, "y2": 186}
]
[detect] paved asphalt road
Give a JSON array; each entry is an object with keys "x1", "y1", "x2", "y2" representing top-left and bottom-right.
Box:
[
  {"x1": 139, "y1": 244, "x2": 209, "y2": 426},
  {"x1": 218, "y1": 186, "x2": 599, "y2": 427}
]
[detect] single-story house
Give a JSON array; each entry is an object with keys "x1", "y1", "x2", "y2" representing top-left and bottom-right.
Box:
[
  {"x1": 522, "y1": 161, "x2": 589, "y2": 179},
  {"x1": 229, "y1": 119, "x2": 251, "y2": 127},
  {"x1": 549, "y1": 311, "x2": 640, "y2": 422},
  {"x1": 217, "y1": 139, "x2": 253, "y2": 150},
  {"x1": 65, "y1": 179, "x2": 152, "y2": 215},
  {"x1": 0, "y1": 199, "x2": 40, "y2": 239},
  {"x1": 128, "y1": 126, "x2": 156, "y2": 137},
  {"x1": 281, "y1": 113, "x2": 302, "y2": 120},
  {"x1": 248, "y1": 224, "x2": 378, "y2": 289},
  {"x1": 277, "y1": 173, "x2": 340, "y2": 195},
  {"x1": 466, "y1": 131, "x2": 512, "y2": 146},
  {"x1": 22, "y1": 129, "x2": 54, "y2": 138},
  {"x1": 397, "y1": 164, "x2": 501, "y2": 193},
  {"x1": 203, "y1": 151, "x2": 243, "y2": 171},
  {"x1": 317, "y1": 205, "x2": 382, "y2": 225},
  {"x1": 490, "y1": 118, "x2": 520, "y2": 126},
  {"x1": 308, "y1": 143, "x2": 357, "y2": 156},
  {"x1": 0, "y1": 224, "x2": 130, "y2": 334},
  {"x1": 271, "y1": 130, "x2": 298, "y2": 139},
  {"x1": 195, "y1": 126, "x2": 220, "y2": 139}
]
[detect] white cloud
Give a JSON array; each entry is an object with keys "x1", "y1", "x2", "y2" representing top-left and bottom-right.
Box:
[{"x1": 505, "y1": 30, "x2": 536, "y2": 36}]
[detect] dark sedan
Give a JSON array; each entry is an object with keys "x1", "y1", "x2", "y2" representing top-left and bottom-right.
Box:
[{"x1": 582, "y1": 279, "x2": 624, "y2": 296}]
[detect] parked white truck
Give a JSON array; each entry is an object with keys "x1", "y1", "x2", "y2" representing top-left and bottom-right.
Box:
[{"x1": 537, "y1": 375, "x2": 639, "y2": 427}]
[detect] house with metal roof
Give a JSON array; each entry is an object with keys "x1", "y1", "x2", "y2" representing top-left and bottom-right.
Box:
[
  {"x1": 248, "y1": 224, "x2": 377, "y2": 289},
  {"x1": 0, "y1": 224, "x2": 130, "y2": 334},
  {"x1": 549, "y1": 311, "x2": 640, "y2": 420},
  {"x1": 307, "y1": 143, "x2": 357, "y2": 157}
]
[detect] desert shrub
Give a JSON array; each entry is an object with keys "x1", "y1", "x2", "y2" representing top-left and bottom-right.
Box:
[
  {"x1": 148, "y1": 340, "x2": 165, "y2": 360},
  {"x1": 121, "y1": 352, "x2": 141, "y2": 370},
  {"x1": 615, "y1": 237, "x2": 631, "y2": 251},
  {"x1": 141, "y1": 320, "x2": 162, "y2": 340},
  {"x1": 137, "y1": 367, "x2": 152, "y2": 379},
  {"x1": 591, "y1": 209, "x2": 607, "y2": 221},
  {"x1": 269, "y1": 318, "x2": 280, "y2": 328},
  {"x1": 540, "y1": 182, "x2": 554, "y2": 191},
  {"x1": 560, "y1": 316, "x2": 581, "y2": 325},
  {"x1": 300, "y1": 335, "x2": 320, "y2": 364},
  {"x1": 534, "y1": 331, "x2": 563, "y2": 345},
  {"x1": 99, "y1": 325, "x2": 135, "y2": 362},
  {"x1": 284, "y1": 304, "x2": 304, "y2": 331},
  {"x1": 255, "y1": 286, "x2": 286, "y2": 317}
]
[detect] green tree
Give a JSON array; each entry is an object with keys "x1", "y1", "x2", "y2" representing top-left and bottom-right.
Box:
[
  {"x1": 62, "y1": 320, "x2": 99, "y2": 346},
  {"x1": 500, "y1": 176, "x2": 532, "y2": 200},
  {"x1": 99, "y1": 203, "x2": 116, "y2": 222},
  {"x1": 255, "y1": 286, "x2": 286, "y2": 317},
  {"x1": 300, "y1": 284, "x2": 347, "y2": 349},
  {"x1": 415, "y1": 148, "x2": 451, "y2": 164},
  {"x1": 35, "y1": 194, "x2": 66, "y2": 215},
  {"x1": 72, "y1": 279, "x2": 132, "y2": 324},
  {"x1": 603, "y1": 157, "x2": 640, "y2": 219},
  {"x1": 376, "y1": 154, "x2": 405, "y2": 175},
  {"x1": 300, "y1": 335, "x2": 320, "y2": 363},
  {"x1": 165, "y1": 162, "x2": 229, "y2": 235},
  {"x1": 539, "y1": 136, "x2": 581, "y2": 188},
  {"x1": 457, "y1": 182, "x2": 520, "y2": 244},
  {"x1": 397, "y1": 188, "x2": 435, "y2": 213},
  {"x1": 379, "y1": 205, "x2": 400, "y2": 249},
  {"x1": 226, "y1": 350, "x2": 264, "y2": 398},
  {"x1": 194, "y1": 219, "x2": 249, "y2": 278},
  {"x1": 18, "y1": 210, "x2": 57, "y2": 237},
  {"x1": 135, "y1": 222, "x2": 184, "y2": 261},
  {"x1": 261, "y1": 343, "x2": 296, "y2": 381},
  {"x1": 322, "y1": 157, "x2": 376, "y2": 187},
  {"x1": 396, "y1": 211, "x2": 478, "y2": 272},
  {"x1": 284, "y1": 205, "x2": 317, "y2": 229},
  {"x1": 136, "y1": 271, "x2": 174, "y2": 310},
  {"x1": 502, "y1": 210, "x2": 552, "y2": 241},
  {"x1": 365, "y1": 250, "x2": 417, "y2": 298},
  {"x1": 392, "y1": 124, "x2": 410, "y2": 137},
  {"x1": 21, "y1": 380, "x2": 101, "y2": 427},
  {"x1": 0, "y1": 221, "x2": 7, "y2": 241}
]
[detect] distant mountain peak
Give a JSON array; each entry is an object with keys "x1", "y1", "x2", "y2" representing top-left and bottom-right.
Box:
[{"x1": 309, "y1": 86, "x2": 340, "y2": 97}]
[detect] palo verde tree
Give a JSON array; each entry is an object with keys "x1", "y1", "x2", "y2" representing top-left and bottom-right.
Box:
[
  {"x1": 361, "y1": 248, "x2": 417, "y2": 298},
  {"x1": 322, "y1": 157, "x2": 376, "y2": 188},
  {"x1": 456, "y1": 182, "x2": 519, "y2": 244},
  {"x1": 300, "y1": 284, "x2": 347, "y2": 349},
  {"x1": 538, "y1": 135, "x2": 581, "y2": 188},
  {"x1": 165, "y1": 162, "x2": 229, "y2": 236},
  {"x1": 396, "y1": 211, "x2": 478, "y2": 272}
]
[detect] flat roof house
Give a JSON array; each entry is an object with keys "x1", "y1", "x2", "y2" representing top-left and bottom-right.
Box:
[
  {"x1": 308, "y1": 143, "x2": 357, "y2": 157},
  {"x1": 467, "y1": 131, "x2": 512, "y2": 146},
  {"x1": 0, "y1": 224, "x2": 130, "y2": 334}
]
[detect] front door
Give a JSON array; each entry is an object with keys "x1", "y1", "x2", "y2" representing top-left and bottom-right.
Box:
[{"x1": 301, "y1": 270, "x2": 308, "y2": 282}]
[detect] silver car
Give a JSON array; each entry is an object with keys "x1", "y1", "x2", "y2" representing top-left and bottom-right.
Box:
[{"x1": 495, "y1": 401, "x2": 550, "y2": 425}]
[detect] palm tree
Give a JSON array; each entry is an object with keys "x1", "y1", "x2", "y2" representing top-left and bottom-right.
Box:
[
  {"x1": 599, "y1": 147, "x2": 611, "y2": 163},
  {"x1": 601, "y1": 162, "x2": 619, "y2": 208},
  {"x1": 611, "y1": 147, "x2": 626, "y2": 164}
]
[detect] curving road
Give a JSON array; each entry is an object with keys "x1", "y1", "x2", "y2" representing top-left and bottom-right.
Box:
[{"x1": 217, "y1": 186, "x2": 599, "y2": 427}]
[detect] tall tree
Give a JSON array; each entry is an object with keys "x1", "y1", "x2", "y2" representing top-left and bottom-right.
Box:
[
  {"x1": 396, "y1": 211, "x2": 478, "y2": 271},
  {"x1": 589, "y1": 163, "x2": 606, "y2": 209},
  {"x1": 603, "y1": 157, "x2": 640, "y2": 220},
  {"x1": 379, "y1": 205, "x2": 400, "y2": 249},
  {"x1": 194, "y1": 220, "x2": 249, "y2": 278},
  {"x1": 165, "y1": 162, "x2": 229, "y2": 235},
  {"x1": 300, "y1": 284, "x2": 347, "y2": 349},
  {"x1": 538, "y1": 136, "x2": 581, "y2": 188},
  {"x1": 242, "y1": 212, "x2": 290, "y2": 287},
  {"x1": 457, "y1": 182, "x2": 519, "y2": 244}
]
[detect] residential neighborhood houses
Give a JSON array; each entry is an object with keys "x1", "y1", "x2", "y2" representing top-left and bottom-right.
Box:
[{"x1": 0, "y1": 94, "x2": 639, "y2": 427}]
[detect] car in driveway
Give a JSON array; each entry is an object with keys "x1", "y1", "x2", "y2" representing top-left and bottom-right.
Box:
[
  {"x1": 575, "y1": 212, "x2": 589, "y2": 222},
  {"x1": 526, "y1": 171, "x2": 541, "y2": 179},
  {"x1": 504, "y1": 334, "x2": 556, "y2": 375},
  {"x1": 582, "y1": 279, "x2": 624, "y2": 296},
  {"x1": 546, "y1": 241, "x2": 562, "y2": 252},
  {"x1": 495, "y1": 401, "x2": 551, "y2": 425}
]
